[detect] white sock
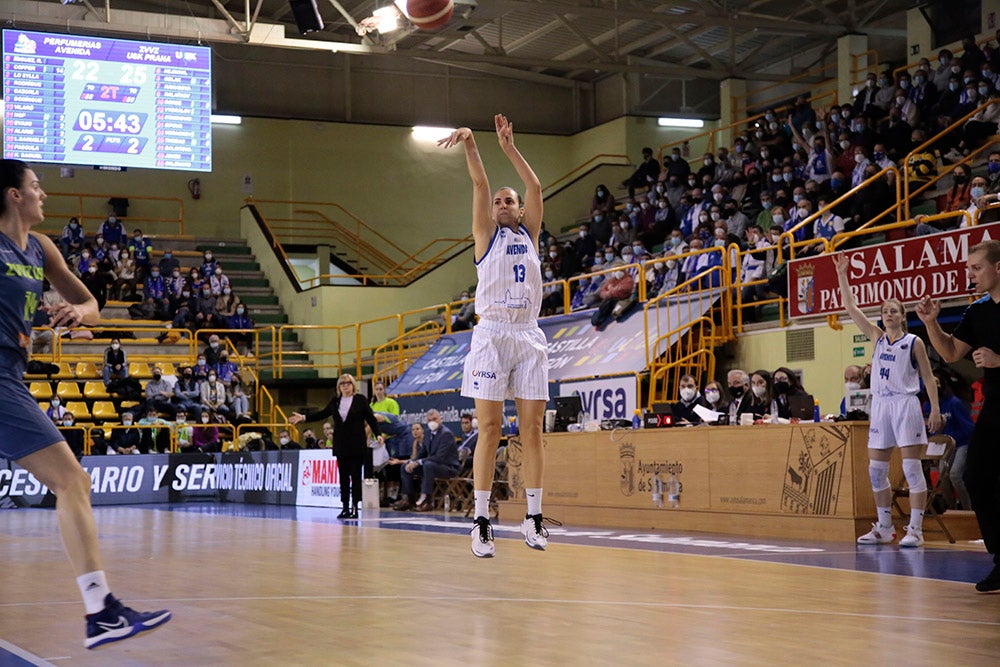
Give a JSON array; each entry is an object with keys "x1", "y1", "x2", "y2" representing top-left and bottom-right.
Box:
[
  {"x1": 526, "y1": 488, "x2": 542, "y2": 516},
  {"x1": 876, "y1": 506, "x2": 893, "y2": 528},
  {"x1": 77, "y1": 571, "x2": 111, "y2": 614},
  {"x1": 474, "y1": 490, "x2": 491, "y2": 520},
  {"x1": 416, "y1": 494, "x2": 427, "y2": 505},
  {"x1": 909, "y1": 506, "x2": 924, "y2": 530}
]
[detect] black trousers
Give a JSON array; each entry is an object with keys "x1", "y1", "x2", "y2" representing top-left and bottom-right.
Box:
[
  {"x1": 339, "y1": 454, "x2": 364, "y2": 508},
  {"x1": 964, "y1": 401, "x2": 1000, "y2": 564}
]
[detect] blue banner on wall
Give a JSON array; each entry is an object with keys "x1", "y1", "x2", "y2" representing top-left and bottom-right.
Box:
[{"x1": 388, "y1": 292, "x2": 717, "y2": 396}]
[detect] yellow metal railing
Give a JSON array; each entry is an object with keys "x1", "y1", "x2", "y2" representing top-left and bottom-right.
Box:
[
  {"x1": 541, "y1": 153, "x2": 632, "y2": 198},
  {"x1": 39, "y1": 192, "x2": 186, "y2": 236},
  {"x1": 372, "y1": 320, "x2": 443, "y2": 386},
  {"x1": 851, "y1": 49, "x2": 881, "y2": 87}
]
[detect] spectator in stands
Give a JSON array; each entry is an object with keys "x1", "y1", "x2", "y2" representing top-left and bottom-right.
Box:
[
  {"x1": 943, "y1": 163, "x2": 973, "y2": 212},
  {"x1": 209, "y1": 266, "x2": 230, "y2": 297},
  {"x1": 46, "y1": 396, "x2": 70, "y2": 424},
  {"x1": 386, "y1": 422, "x2": 423, "y2": 502},
  {"x1": 539, "y1": 263, "x2": 563, "y2": 316},
  {"x1": 138, "y1": 407, "x2": 170, "y2": 453},
  {"x1": 663, "y1": 146, "x2": 691, "y2": 181},
  {"x1": 590, "y1": 264, "x2": 638, "y2": 330},
  {"x1": 672, "y1": 374, "x2": 710, "y2": 425},
  {"x1": 98, "y1": 213, "x2": 125, "y2": 246},
  {"x1": 277, "y1": 429, "x2": 297, "y2": 449},
  {"x1": 456, "y1": 412, "x2": 479, "y2": 472},
  {"x1": 558, "y1": 240, "x2": 583, "y2": 278},
  {"x1": 174, "y1": 412, "x2": 195, "y2": 452},
  {"x1": 872, "y1": 71, "x2": 896, "y2": 114},
  {"x1": 193, "y1": 285, "x2": 220, "y2": 331},
  {"x1": 102, "y1": 337, "x2": 128, "y2": 387},
  {"x1": 738, "y1": 369, "x2": 778, "y2": 423},
  {"x1": 200, "y1": 250, "x2": 217, "y2": 279},
  {"x1": 543, "y1": 245, "x2": 562, "y2": 275},
  {"x1": 807, "y1": 195, "x2": 845, "y2": 254},
  {"x1": 212, "y1": 286, "x2": 238, "y2": 322},
  {"x1": 591, "y1": 185, "x2": 616, "y2": 222},
  {"x1": 789, "y1": 94, "x2": 817, "y2": 134},
  {"x1": 370, "y1": 380, "x2": 399, "y2": 415},
  {"x1": 934, "y1": 50, "x2": 955, "y2": 92},
  {"x1": 790, "y1": 117, "x2": 834, "y2": 185},
  {"x1": 109, "y1": 248, "x2": 136, "y2": 301},
  {"x1": 190, "y1": 412, "x2": 220, "y2": 453},
  {"x1": 215, "y1": 351, "x2": 239, "y2": 384},
  {"x1": 60, "y1": 217, "x2": 84, "y2": 258},
  {"x1": 59, "y1": 413, "x2": 85, "y2": 459},
  {"x1": 570, "y1": 274, "x2": 600, "y2": 311},
  {"x1": 771, "y1": 366, "x2": 809, "y2": 419},
  {"x1": 94, "y1": 237, "x2": 114, "y2": 271},
  {"x1": 158, "y1": 249, "x2": 180, "y2": 276},
  {"x1": 142, "y1": 266, "x2": 170, "y2": 318},
  {"x1": 645, "y1": 259, "x2": 668, "y2": 296},
  {"x1": 301, "y1": 428, "x2": 318, "y2": 449},
  {"x1": 80, "y1": 262, "x2": 112, "y2": 311},
  {"x1": 228, "y1": 304, "x2": 255, "y2": 354},
  {"x1": 128, "y1": 229, "x2": 152, "y2": 280},
  {"x1": 319, "y1": 422, "x2": 334, "y2": 449},
  {"x1": 393, "y1": 408, "x2": 459, "y2": 512},
  {"x1": 621, "y1": 147, "x2": 659, "y2": 197},
  {"x1": 76, "y1": 248, "x2": 93, "y2": 276},
  {"x1": 169, "y1": 285, "x2": 198, "y2": 331},
  {"x1": 228, "y1": 382, "x2": 251, "y2": 421},
  {"x1": 200, "y1": 370, "x2": 229, "y2": 418},
  {"x1": 574, "y1": 224, "x2": 597, "y2": 262},
  {"x1": 738, "y1": 225, "x2": 769, "y2": 320},
  {"x1": 910, "y1": 67, "x2": 939, "y2": 116},
  {"x1": 703, "y1": 381, "x2": 728, "y2": 416},
  {"x1": 172, "y1": 366, "x2": 202, "y2": 420},
  {"x1": 450, "y1": 290, "x2": 475, "y2": 332},
  {"x1": 373, "y1": 410, "x2": 414, "y2": 504},
  {"x1": 609, "y1": 214, "x2": 636, "y2": 249},
  {"x1": 681, "y1": 237, "x2": 723, "y2": 286},
  {"x1": 204, "y1": 334, "x2": 223, "y2": 367},
  {"x1": 143, "y1": 365, "x2": 177, "y2": 418},
  {"x1": 879, "y1": 106, "x2": 913, "y2": 160},
  {"x1": 108, "y1": 413, "x2": 142, "y2": 455},
  {"x1": 289, "y1": 373, "x2": 382, "y2": 518},
  {"x1": 187, "y1": 267, "x2": 205, "y2": 295},
  {"x1": 166, "y1": 267, "x2": 185, "y2": 304},
  {"x1": 726, "y1": 369, "x2": 750, "y2": 421},
  {"x1": 958, "y1": 81, "x2": 1000, "y2": 153}
]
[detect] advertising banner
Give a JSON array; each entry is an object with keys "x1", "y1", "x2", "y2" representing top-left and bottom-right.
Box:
[
  {"x1": 295, "y1": 449, "x2": 342, "y2": 508},
  {"x1": 558, "y1": 376, "x2": 638, "y2": 422},
  {"x1": 787, "y1": 223, "x2": 999, "y2": 318},
  {"x1": 388, "y1": 292, "x2": 716, "y2": 395}
]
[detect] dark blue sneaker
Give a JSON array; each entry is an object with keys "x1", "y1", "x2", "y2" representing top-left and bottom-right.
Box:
[{"x1": 85, "y1": 594, "x2": 171, "y2": 649}]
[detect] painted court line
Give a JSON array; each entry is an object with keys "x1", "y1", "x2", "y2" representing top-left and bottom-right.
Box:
[{"x1": 0, "y1": 639, "x2": 58, "y2": 667}]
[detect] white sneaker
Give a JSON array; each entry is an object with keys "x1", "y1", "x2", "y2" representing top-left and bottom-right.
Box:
[
  {"x1": 857, "y1": 523, "x2": 896, "y2": 544},
  {"x1": 899, "y1": 525, "x2": 924, "y2": 548},
  {"x1": 520, "y1": 513, "x2": 548, "y2": 551},
  {"x1": 470, "y1": 516, "x2": 495, "y2": 558}
]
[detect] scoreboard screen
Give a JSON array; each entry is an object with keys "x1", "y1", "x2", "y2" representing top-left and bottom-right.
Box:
[{"x1": 3, "y1": 30, "x2": 212, "y2": 172}]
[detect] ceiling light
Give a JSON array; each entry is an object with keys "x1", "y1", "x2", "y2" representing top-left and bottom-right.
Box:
[
  {"x1": 211, "y1": 114, "x2": 243, "y2": 125},
  {"x1": 657, "y1": 117, "x2": 704, "y2": 128},
  {"x1": 412, "y1": 125, "x2": 455, "y2": 141}
]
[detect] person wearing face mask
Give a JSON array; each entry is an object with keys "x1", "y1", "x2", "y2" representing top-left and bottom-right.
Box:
[
  {"x1": 958, "y1": 79, "x2": 1000, "y2": 152},
  {"x1": 200, "y1": 251, "x2": 217, "y2": 281},
  {"x1": 726, "y1": 369, "x2": 750, "y2": 423},
  {"x1": 228, "y1": 382, "x2": 252, "y2": 422},
  {"x1": 199, "y1": 369, "x2": 230, "y2": 416},
  {"x1": 79, "y1": 258, "x2": 113, "y2": 311},
  {"x1": 157, "y1": 247, "x2": 180, "y2": 275},
  {"x1": 664, "y1": 146, "x2": 691, "y2": 181},
  {"x1": 370, "y1": 410, "x2": 414, "y2": 503},
  {"x1": 208, "y1": 266, "x2": 230, "y2": 297},
  {"x1": 789, "y1": 110, "x2": 834, "y2": 185},
  {"x1": 450, "y1": 289, "x2": 476, "y2": 332},
  {"x1": 172, "y1": 365, "x2": 203, "y2": 421},
  {"x1": 46, "y1": 395, "x2": 71, "y2": 424},
  {"x1": 276, "y1": 428, "x2": 298, "y2": 450},
  {"x1": 590, "y1": 262, "x2": 636, "y2": 329},
  {"x1": 589, "y1": 208, "x2": 612, "y2": 246},
  {"x1": 736, "y1": 369, "x2": 779, "y2": 423},
  {"x1": 300, "y1": 428, "x2": 318, "y2": 449},
  {"x1": 770, "y1": 366, "x2": 809, "y2": 419},
  {"x1": 702, "y1": 381, "x2": 728, "y2": 416},
  {"x1": 738, "y1": 224, "x2": 770, "y2": 320},
  {"x1": 60, "y1": 216, "x2": 85, "y2": 258},
  {"x1": 573, "y1": 223, "x2": 598, "y2": 261},
  {"x1": 944, "y1": 164, "x2": 974, "y2": 212},
  {"x1": 127, "y1": 228, "x2": 152, "y2": 281},
  {"x1": 97, "y1": 212, "x2": 125, "y2": 246},
  {"x1": 109, "y1": 247, "x2": 136, "y2": 301},
  {"x1": 392, "y1": 408, "x2": 459, "y2": 512},
  {"x1": 539, "y1": 262, "x2": 564, "y2": 316},
  {"x1": 671, "y1": 374, "x2": 710, "y2": 425},
  {"x1": 58, "y1": 412, "x2": 87, "y2": 459},
  {"x1": 681, "y1": 237, "x2": 723, "y2": 288},
  {"x1": 620, "y1": 147, "x2": 661, "y2": 198},
  {"x1": 193, "y1": 284, "x2": 220, "y2": 331},
  {"x1": 189, "y1": 411, "x2": 220, "y2": 453},
  {"x1": 227, "y1": 302, "x2": 255, "y2": 355},
  {"x1": 173, "y1": 411, "x2": 195, "y2": 452},
  {"x1": 290, "y1": 374, "x2": 383, "y2": 518},
  {"x1": 141, "y1": 264, "x2": 170, "y2": 319},
  {"x1": 611, "y1": 215, "x2": 637, "y2": 249},
  {"x1": 108, "y1": 412, "x2": 142, "y2": 455},
  {"x1": 143, "y1": 365, "x2": 178, "y2": 419},
  {"x1": 215, "y1": 351, "x2": 239, "y2": 384},
  {"x1": 591, "y1": 185, "x2": 617, "y2": 222},
  {"x1": 214, "y1": 285, "x2": 240, "y2": 319},
  {"x1": 101, "y1": 337, "x2": 128, "y2": 388},
  {"x1": 933, "y1": 49, "x2": 955, "y2": 91}
]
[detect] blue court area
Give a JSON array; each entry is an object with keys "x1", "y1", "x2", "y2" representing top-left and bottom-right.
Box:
[{"x1": 161, "y1": 502, "x2": 991, "y2": 585}]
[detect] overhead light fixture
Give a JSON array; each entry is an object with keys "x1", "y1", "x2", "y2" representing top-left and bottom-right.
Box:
[
  {"x1": 210, "y1": 114, "x2": 243, "y2": 125},
  {"x1": 373, "y1": 6, "x2": 400, "y2": 33},
  {"x1": 657, "y1": 117, "x2": 704, "y2": 128},
  {"x1": 412, "y1": 125, "x2": 455, "y2": 141}
]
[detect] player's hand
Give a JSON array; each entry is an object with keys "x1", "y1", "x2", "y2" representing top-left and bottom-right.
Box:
[
  {"x1": 972, "y1": 346, "x2": 1000, "y2": 368},
  {"x1": 437, "y1": 127, "x2": 472, "y2": 149},
  {"x1": 832, "y1": 252, "x2": 849, "y2": 276},
  {"x1": 288, "y1": 412, "x2": 305, "y2": 425},
  {"x1": 926, "y1": 408, "x2": 942, "y2": 434},
  {"x1": 495, "y1": 114, "x2": 514, "y2": 149},
  {"x1": 914, "y1": 295, "x2": 940, "y2": 323},
  {"x1": 43, "y1": 301, "x2": 87, "y2": 328}
]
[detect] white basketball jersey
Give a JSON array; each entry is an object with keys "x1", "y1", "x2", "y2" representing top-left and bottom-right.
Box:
[
  {"x1": 871, "y1": 332, "x2": 920, "y2": 397},
  {"x1": 474, "y1": 224, "x2": 542, "y2": 324}
]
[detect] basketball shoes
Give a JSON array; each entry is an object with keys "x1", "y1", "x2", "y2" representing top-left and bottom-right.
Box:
[
  {"x1": 85, "y1": 594, "x2": 171, "y2": 649},
  {"x1": 470, "y1": 516, "x2": 495, "y2": 558}
]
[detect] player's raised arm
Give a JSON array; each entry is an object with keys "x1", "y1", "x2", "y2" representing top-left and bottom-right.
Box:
[
  {"x1": 439, "y1": 127, "x2": 493, "y2": 252},
  {"x1": 495, "y1": 114, "x2": 542, "y2": 241},
  {"x1": 915, "y1": 295, "x2": 972, "y2": 363},
  {"x1": 834, "y1": 252, "x2": 883, "y2": 342}
]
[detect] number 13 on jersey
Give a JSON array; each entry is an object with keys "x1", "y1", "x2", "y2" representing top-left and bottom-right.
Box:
[{"x1": 512, "y1": 264, "x2": 526, "y2": 283}]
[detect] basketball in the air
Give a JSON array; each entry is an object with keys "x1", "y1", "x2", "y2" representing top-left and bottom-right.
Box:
[{"x1": 407, "y1": 0, "x2": 454, "y2": 30}]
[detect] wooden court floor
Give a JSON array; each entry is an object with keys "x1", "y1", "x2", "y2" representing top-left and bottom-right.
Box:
[{"x1": 1, "y1": 505, "x2": 999, "y2": 666}]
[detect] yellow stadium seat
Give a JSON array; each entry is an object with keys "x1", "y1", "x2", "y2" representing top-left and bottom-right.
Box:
[
  {"x1": 158, "y1": 362, "x2": 177, "y2": 376},
  {"x1": 120, "y1": 400, "x2": 141, "y2": 410},
  {"x1": 83, "y1": 381, "x2": 110, "y2": 399},
  {"x1": 56, "y1": 381, "x2": 83, "y2": 400},
  {"x1": 92, "y1": 401, "x2": 119, "y2": 422},
  {"x1": 29, "y1": 381, "x2": 53, "y2": 400},
  {"x1": 75, "y1": 362, "x2": 100, "y2": 379},
  {"x1": 65, "y1": 401, "x2": 91, "y2": 421},
  {"x1": 54, "y1": 362, "x2": 75, "y2": 379},
  {"x1": 37, "y1": 401, "x2": 50, "y2": 413},
  {"x1": 128, "y1": 362, "x2": 151, "y2": 378}
]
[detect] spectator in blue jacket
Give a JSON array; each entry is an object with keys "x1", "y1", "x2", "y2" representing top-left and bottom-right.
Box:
[
  {"x1": 392, "y1": 409, "x2": 460, "y2": 511},
  {"x1": 60, "y1": 217, "x2": 85, "y2": 257},
  {"x1": 98, "y1": 214, "x2": 125, "y2": 245}
]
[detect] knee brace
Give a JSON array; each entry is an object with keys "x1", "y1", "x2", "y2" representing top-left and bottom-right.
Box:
[
  {"x1": 868, "y1": 459, "x2": 891, "y2": 493},
  {"x1": 902, "y1": 458, "x2": 927, "y2": 494}
]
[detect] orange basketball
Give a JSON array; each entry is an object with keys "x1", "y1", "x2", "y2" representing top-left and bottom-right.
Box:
[{"x1": 407, "y1": 0, "x2": 454, "y2": 30}]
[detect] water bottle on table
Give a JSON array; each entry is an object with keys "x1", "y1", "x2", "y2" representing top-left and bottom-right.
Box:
[{"x1": 666, "y1": 473, "x2": 680, "y2": 508}]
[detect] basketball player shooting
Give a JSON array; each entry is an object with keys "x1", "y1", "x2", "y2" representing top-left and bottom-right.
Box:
[{"x1": 438, "y1": 116, "x2": 551, "y2": 558}]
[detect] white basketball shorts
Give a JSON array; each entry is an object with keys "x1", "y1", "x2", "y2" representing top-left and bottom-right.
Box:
[
  {"x1": 461, "y1": 320, "x2": 549, "y2": 402},
  {"x1": 867, "y1": 393, "x2": 928, "y2": 450}
]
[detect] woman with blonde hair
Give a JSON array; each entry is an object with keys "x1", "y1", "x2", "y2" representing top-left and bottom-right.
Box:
[{"x1": 290, "y1": 374, "x2": 382, "y2": 518}]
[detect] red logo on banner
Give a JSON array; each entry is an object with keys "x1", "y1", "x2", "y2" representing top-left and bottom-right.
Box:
[{"x1": 788, "y1": 224, "x2": 999, "y2": 318}]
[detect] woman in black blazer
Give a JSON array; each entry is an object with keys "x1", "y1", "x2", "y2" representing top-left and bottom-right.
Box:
[{"x1": 290, "y1": 373, "x2": 382, "y2": 518}]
